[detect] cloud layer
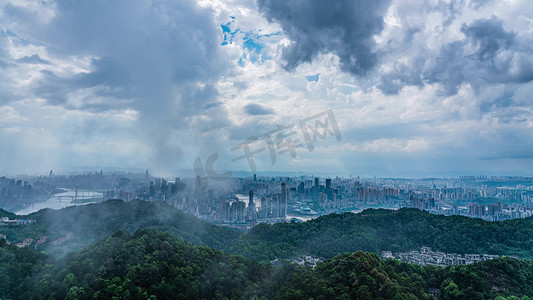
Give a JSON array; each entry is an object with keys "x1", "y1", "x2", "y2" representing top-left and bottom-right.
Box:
[
  {"x1": 0, "y1": 0, "x2": 231, "y2": 174},
  {"x1": 1, "y1": 0, "x2": 533, "y2": 177}
]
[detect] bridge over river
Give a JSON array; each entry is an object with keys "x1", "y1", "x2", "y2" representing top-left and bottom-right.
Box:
[
  {"x1": 54, "y1": 190, "x2": 104, "y2": 203},
  {"x1": 15, "y1": 189, "x2": 104, "y2": 215}
]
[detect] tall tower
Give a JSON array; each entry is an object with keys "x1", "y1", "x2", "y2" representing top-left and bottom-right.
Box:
[
  {"x1": 314, "y1": 177, "x2": 320, "y2": 201},
  {"x1": 247, "y1": 189, "x2": 256, "y2": 221},
  {"x1": 249, "y1": 189, "x2": 254, "y2": 206},
  {"x1": 280, "y1": 182, "x2": 287, "y2": 218},
  {"x1": 195, "y1": 176, "x2": 202, "y2": 195},
  {"x1": 260, "y1": 196, "x2": 268, "y2": 219}
]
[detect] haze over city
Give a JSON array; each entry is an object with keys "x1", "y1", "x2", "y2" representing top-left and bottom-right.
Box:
[{"x1": 1, "y1": 0, "x2": 533, "y2": 178}]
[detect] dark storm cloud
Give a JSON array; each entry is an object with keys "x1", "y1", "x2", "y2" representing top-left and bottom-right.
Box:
[
  {"x1": 378, "y1": 60, "x2": 425, "y2": 95},
  {"x1": 244, "y1": 103, "x2": 275, "y2": 115},
  {"x1": 27, "y1": 0, "x2": 228, "y2": 116},
  {"x1": 256, "y1": 0, "x2": 532, "y2": 96},
  {"x1": 72, "y1": 57, "x2": 131, "y2": 88},
  {"x1": 0, "y1": 0, "x2": 233, "y2": 172},
  {"x1": 30, "y1": 57, "x2": 131, "y2": 111},
  {"x1": 31, "y1": 70, "x2": 69, "y2": 106},
  {"x1": 257, "y1": 0, "x2": 392, "y2": 75},
  {"x1": 380, "y1": 16, "x2": 533, "y2": 95},
  {"x1": 460, "y1": 17, "x2": 515, "y2": 61}
]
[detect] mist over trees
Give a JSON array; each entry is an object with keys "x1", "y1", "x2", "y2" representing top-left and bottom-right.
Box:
[
  {"x1": 1, "y1": 200, "x2": 533, "y2": 299},
  {"x1": 2, "y1": 226, "x2": 533, "y2": 299},
  {"x1": 3, "y1": 200, "x2": 533, "y2": 263}
]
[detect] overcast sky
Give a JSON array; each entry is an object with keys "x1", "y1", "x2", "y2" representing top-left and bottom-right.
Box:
[{"x1": 1, "y1": 0, "x2": 533, "y2": 177}]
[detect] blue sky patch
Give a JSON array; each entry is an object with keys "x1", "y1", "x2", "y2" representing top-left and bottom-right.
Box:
[
  {"x1": 220, "y1": 18, "x2": 280, "y2": 64},
  {"x1": 243, "y1": 35, "x2": 264, "y2": 53},
  {"x1": 305, "y1": 74, "x2": 320, "y2": 82},
  {"x1": 220, "y1": 19, "x2": 239, "y2": 45}
]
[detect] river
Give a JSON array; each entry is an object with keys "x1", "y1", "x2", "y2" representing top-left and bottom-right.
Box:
[{"x1": 15, "y1": 189, "x2": 103, "y2": 215}]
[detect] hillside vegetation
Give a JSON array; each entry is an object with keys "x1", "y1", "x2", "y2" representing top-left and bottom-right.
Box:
[
  {"x1": 1, "y1": 229, "x2": 532, "y2": 300},
  {"x1": 230, "y1": 208, "x2": 533, "y2": 261}
]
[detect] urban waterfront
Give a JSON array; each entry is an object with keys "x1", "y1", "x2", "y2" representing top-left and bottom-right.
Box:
[
  {"x1": 4, "y1": 172, "x2": 532, "y2": 229},
  {"x1": 15, "y1": 189, "x2": 103, "y2": 215}
]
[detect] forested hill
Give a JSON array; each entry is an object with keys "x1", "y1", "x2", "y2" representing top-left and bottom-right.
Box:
[
  {"x1": 1, "y1": 229, "x2": 270, "y2": 299},
  {"x1": 229, "y1": 208, "x2": 533, "y2": 261},
  {"x1": 2, "y1": 228, "x2": 532, "y2": 300},
  {"x1": 3, "y1": 201, "x2": 533, "y2": 262},
  {"x1": 3, "y1": 202, "x2": 533, "y2": 299},
  {"x1": 1, "y1": 200, "x2": 240, "y2": 256},
  {"x1": 0, "y1": 208, "x2": 16, "y2": 218}
]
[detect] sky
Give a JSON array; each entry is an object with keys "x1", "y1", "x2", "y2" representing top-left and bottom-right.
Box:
[{"x1": 0, "y1": 0, "x2": 533, "y2": 177}]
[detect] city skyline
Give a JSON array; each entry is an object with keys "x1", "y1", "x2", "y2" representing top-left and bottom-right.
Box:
[{"x1": 1, "y1": 0, "x2": 533, "y2": 177}]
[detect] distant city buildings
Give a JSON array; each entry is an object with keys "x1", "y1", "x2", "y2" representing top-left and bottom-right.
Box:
[
  {"x1": 2, "y1": 172, "x2": 533, "y2": 229},
  {"x1": 0, "y1": 176, "x2": 60, "y2": 212},
  {"x1": 95, "y1": 173, "x2": 533, "y2": 227}
]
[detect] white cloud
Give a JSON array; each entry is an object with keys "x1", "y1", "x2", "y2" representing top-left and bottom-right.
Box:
[
  {"x1": 339, "y1": 138, "x2": 430, "y2": 153},
  {"x1": 0, "y1": 0, "x2": 532, "y2": 176},
  {"x1": 0, "y1": 106, "x2": 26, "y2": 123}
]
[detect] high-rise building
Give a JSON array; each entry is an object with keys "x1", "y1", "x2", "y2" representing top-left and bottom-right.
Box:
[
  {"x1": 326, "y1": 178, "x2": 331, "y2": 189},
  {"x1": 319, "y1": 192, "x2": 327, "y2": 209},
  {"x1": 280, "y1": 182, "x2": 288, "y2": 218},
  {"x1": 222, "y1": 202, "x2": 230, "y2": 221},
  {"x1": 314, "y1": 177, "x2": 320, "y2": 200},
  {"x1": 230, "y1": 200, "x2": 246, "y2": 221},
  {"x1": 236, "y1": 201, "x2": 246, "y2": 221},
  {"x1": 247, "y1": 189, "x2": 256, "y2": 221},
  {"x1": 260, "y1": 196, "x2": 269, "y2": 218},
  {"x1": 298, "y1": 182, "x2": 305, "y2": 195},
  {"x1": 488, "y1": 203, "x2": 501, "y2": 216},
  {"x1": 161, "y1": 179, "x2": 168, "y2": 198},
  {"x1": 271, "y1": 194, "x2": 280, "y2": 218},
  {"x1": 195, "y1": 176, "x2": 201, "y2": 195},
  {"x1": 149, "y1": 181, "x2": 155, "y2": 199},
  {"x1": 249, "y1": 189, "x2": 254, "y2": 205}
]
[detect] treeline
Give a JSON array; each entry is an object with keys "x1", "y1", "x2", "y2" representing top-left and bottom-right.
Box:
[
  {"x1": 15, "y1": 229, "x2": 269, "y2": 300},
  {"x1": 270, "y1": 252, "x2": 533, "y2": 300},
  {"x1": 1, "y1": 200, "x2": 240, "y2": 257},
  {"x1": 1, "y1": 229, "x2": 532, "y2": 300},
  {"x1": 0, "y1": 208, "x2": 16, "y2": 218},
  {"x1": 229, "y1": 208, "x2": 533, "y2": 261},
  {"x1": 2, "y1": 200, "x2": 533, "y2": 299},
  {"x1": 2, "y1": 201, "x2": 533, "y2": 263},
  {"x1": 3, "y1": 201, "x2": 533, "y2": 262}
]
